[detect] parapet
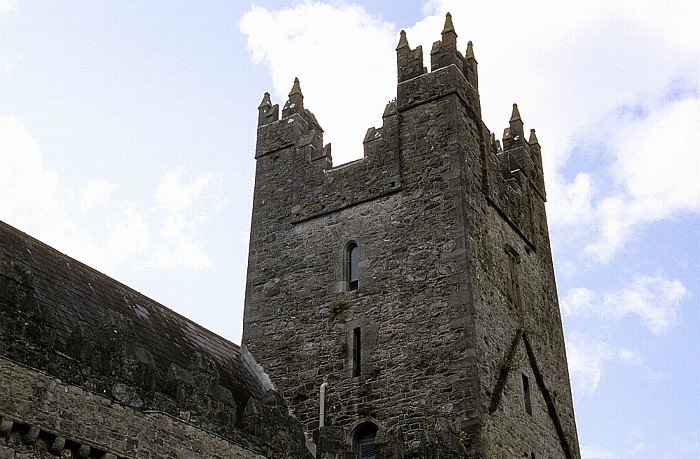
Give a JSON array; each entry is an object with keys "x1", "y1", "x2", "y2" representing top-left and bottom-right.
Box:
[
  {"x1": 396, "y1": 13, "x2": 481, "y2": 117},
  {"x1": 485, "y1": 104, "x2": 547, "y2": 248}
]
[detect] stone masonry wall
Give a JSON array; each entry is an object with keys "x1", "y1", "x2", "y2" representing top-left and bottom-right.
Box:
[
  {"x1": 0, "y1": 357, "x2": 266, "y2": 459},
  {"x1": 243, "y1": 14, "x2": 580, "y2": 458}
]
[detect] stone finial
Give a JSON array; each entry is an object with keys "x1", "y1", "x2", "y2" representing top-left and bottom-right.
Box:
[
  {"x1": 442, "y1": 12, "x2": 456, "y2": 35},
  {"x1": 508, "y1": 103, "x2": 525, "y2": 145},
  {"x1": 397, "y1": 30, "x2": 425, "y2": 82},
  {"x1": 397, "y1": 30, "x2": 409, "y2": 50},
  {"x1": 289, "y1": 77, "x2": 303, "y2": 98},
  {"x1": 466, "y1": 40, "x2": 475, "y2": 60},
  {"x1": 258, "y1": 92, "x2": 272, "y2": 110},
  {"x1": 529, "y1": 129, "x2": 539, "y2": 145},
  {"x1": 283, "y1": 77, "x2": 304, "y2": 118},
  {"x1": 464, "y1": 40, "x2": 479, "y2": 89},
  {"x1": 257, "y1": 92, "x2": 279, "y2": 126},
  {"x1": 510, "y1": 103, "x2": 522, "y2": 122}
]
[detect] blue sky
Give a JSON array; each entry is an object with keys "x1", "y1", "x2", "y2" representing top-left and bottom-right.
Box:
[{"x1": 1, "y1": 1, "x2": 699, "y2": 457}]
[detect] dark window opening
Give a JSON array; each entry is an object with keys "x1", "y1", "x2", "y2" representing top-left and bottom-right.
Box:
[
  {"x1": 354, "y1": 423, "x2": 378, "y2": 459},
  {"x1": 353, "y1": 327, "x2": 362, "y2": 377},
  {"x1": 507, "y1": 248, "x2": 522, "y2": 309},
  {"x1": 348, "y1": 243, "x2": 359, "y2": 290},
  {"x1": 522, "y1": 373, "x2": 532, "y2": 416}
]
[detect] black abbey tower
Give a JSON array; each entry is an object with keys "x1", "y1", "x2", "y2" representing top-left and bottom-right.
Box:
[{"x1": 243, "y1": 13, "x2": 580, "y2": 459}]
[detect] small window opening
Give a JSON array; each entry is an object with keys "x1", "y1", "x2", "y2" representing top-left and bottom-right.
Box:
[
  {"x1": 348, "y1": 243, "x2": 359, "y2": 290},
  {"x1": 354, "y1": 423, "x2": 378, "y2": 459},
  {"x1": 507, "y1": 248, "x2": 522, "y2": 309},
  {"x1": 353, "y1": 327, "x2": 362, "y2": 377},
  {"x1": 522, "y1": 373, "x2": 532, "y2": 416}
]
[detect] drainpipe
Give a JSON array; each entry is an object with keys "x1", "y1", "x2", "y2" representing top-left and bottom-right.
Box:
[{"x1": 319, "y1": 383, "x2": 328, "y2": 428}]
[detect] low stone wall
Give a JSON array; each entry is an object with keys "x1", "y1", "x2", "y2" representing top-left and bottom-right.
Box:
[{"x1": 0, "y1": 357, "x2": 268, "y2": 459}]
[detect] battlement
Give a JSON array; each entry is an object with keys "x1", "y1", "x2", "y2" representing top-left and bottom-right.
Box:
[
  {"x1": 245, "y1": 13, "x2": 579, "y2": 459},
  {"x1": 253, "y1": 13, "x2": 545, "y2": 243},
  {"x1": 396, "y1": 13, "x2": 481, "y2": 118}
]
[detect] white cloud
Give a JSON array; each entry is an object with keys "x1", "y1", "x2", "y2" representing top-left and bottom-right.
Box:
[
  {"x1": 566, "y1": 333, "x2": 613, "y2": 395},
  {"x1": 0, "y1": 0, "x2": 16, "y2": 13},
  {"x1": 562, "y1": 275, "x2": 687, "y2": 335},
  {"x1": 0, "y1": 116, "x2": 215, "y2": 274},
  {"x1": 604, "y1": 275, "x2": 687, "y2": 335},
  {"x1": 155, "y1": 168, "x2": 214, "y2": 214},
  {"x1": 579, "y1": 445, "x2": 624, "y2": 459},
  {"x1": 81, "y1": 179, "x2": 116, "y2": 213},
  {"x1": 0, "y1": 117, "x2": 62, "y2": 232},
  {"x1": 579, "y1": 96, "x2": 700, "y2": 261},
  {"x1": 241, "y1": 2, "x2": 700, "y2": 265},
  {"x1": 566, "y1": 333, "x2": 641, "y2": 395},
  {"x1": 240, "y1": 3, "x2": 396, "y2": 165},
  {"x1": 146, "y1": 169, "x2": 214, "y2": 270}
]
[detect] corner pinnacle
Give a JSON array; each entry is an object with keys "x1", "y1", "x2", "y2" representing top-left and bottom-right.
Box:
[
  {"x1": 529, "y1": 129, "x2": 539, "y2": 145},
  {"x1": 397, "y1": 30, "x2": 409, "y2": 50},
  {"x1": 442, "y1": 12, "x2": 456, "y2": 35},
  {"x1": 466, "y1": 40, "x2": 475, "y2": 59},
  {"x1": 510, "y1": 103, "x2": 522, "y2": 122},
  {"x1": 288, "y1": 77, "x2": 303, "y2": 97},
  {"x1": 258, "y1": 92, "x2": 272, "y2": 110}
]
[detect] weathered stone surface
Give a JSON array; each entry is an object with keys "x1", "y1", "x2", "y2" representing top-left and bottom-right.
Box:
[
  {"x1": 0, "y1": 218, "x2": 310, "y2": 457},
  {"x1": 0, "y1": 358, "x2": 309, "y2": 458},
  {"x1": 243, "y1": 13, "x2": 580, "y2": 459}
]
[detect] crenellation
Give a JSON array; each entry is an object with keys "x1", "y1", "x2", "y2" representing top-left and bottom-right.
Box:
[
  {"x1": 282, "y1": 77, "x2": 305, "y2": 118},
  {"x1": 244, "y1": 12, "x2": 579, "y2": 458},
  {"x1": 396, "y1": 31, "x2": 426, "y2": 83},
  {"x1": 257, "y1": 92, "x2": 279, "y2": 127},
  {"x1": 430, "y1": 12, "x2": 464, "y2": 74}
]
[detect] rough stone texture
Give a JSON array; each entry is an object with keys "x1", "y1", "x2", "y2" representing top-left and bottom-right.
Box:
[
  {"x1": 243, "y1": 14, "x2": 580, "y2": 458},
  {"x1": 0, "y1": 358, "x2": 273, "y2": 458},
  {"x1": 0, "y1": 222, "x2": 310, "y2": 458}
]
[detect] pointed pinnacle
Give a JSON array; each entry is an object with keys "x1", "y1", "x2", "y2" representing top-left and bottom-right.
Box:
[
  {"x1": 510, "y1": 103, "x2": 522, "y2": 122},
  {"x1": 442, "y1": 12, "x2": 456, "y2": 35},
  {"x1": 397, "y1": 30, "x2": 409, "y2": 50},
  {"x1": 288, "y1": 77, "x2": 303, "y2": 97},
  {"x1": 529, "y1": 129, "x2": 539, "y2": 145},
  {"x1": 258, "y1": 92, "x2": 272, "y2": 109},
  {"x1": 466, "y1": 40, "x2": 475, "y2": 59}
]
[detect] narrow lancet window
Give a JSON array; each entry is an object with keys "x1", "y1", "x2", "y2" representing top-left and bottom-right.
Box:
[
  {"x1": 507, "y1": 248, "x2": 522, "y2": 310},
  {"x1": 347, "y1": 242, "x2": 359, "y2": 291},
  {"x1": 523, "y1": 373, "x2": 532, "y2": 416},
  {"x1": 353, "y1": 327, "x2": 362, "y2": 377}
]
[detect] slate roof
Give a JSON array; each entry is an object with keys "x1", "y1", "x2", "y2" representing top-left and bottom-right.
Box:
[{"x1": 0, "y1": 220, "x2": 265, "y2": 415}]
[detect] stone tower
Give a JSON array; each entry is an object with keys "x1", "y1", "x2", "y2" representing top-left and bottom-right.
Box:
[{"x1": 243, "y1": 13, "x2": 580, "y2": 459}]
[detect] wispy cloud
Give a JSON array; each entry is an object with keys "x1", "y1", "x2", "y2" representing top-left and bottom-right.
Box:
[
  {"x1": 579, "y1": 445, "x2": 624, "y2": 459},
  {"x1": 146, "y1": 168, "x2": 215, "y2": 270},
  {"x1": 0, "y1": 117, "x2": 216, "y2": 274},
  {"x1": 0, "y1": 0, "x2": 16, "y2": 13},
  {"x1": 562, "y1": 275, "x2": 687, "y2": 335},
  {"x1": 81, "y1": 179, "x2": 116, "y2": 214},
  {"x1": 240, "y1": 3, "x2": 396, "y2": 165},
  {"x1": 578, "y1": 96, "x2": 700, "y2": 262},
  {"x1": 566, "y1": 333, "x2": 643, "y2": 395},
  {"x1": 242, "y1": 1, "x2": 700, "y2": 266}
]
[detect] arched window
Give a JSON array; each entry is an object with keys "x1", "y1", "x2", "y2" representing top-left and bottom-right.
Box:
[
  {"x1": 354, "y1": 422, "x2": 378, "y2": 459},
  {"x1": 347, "y1": 242, "x2": 359, "y2": 291}
]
